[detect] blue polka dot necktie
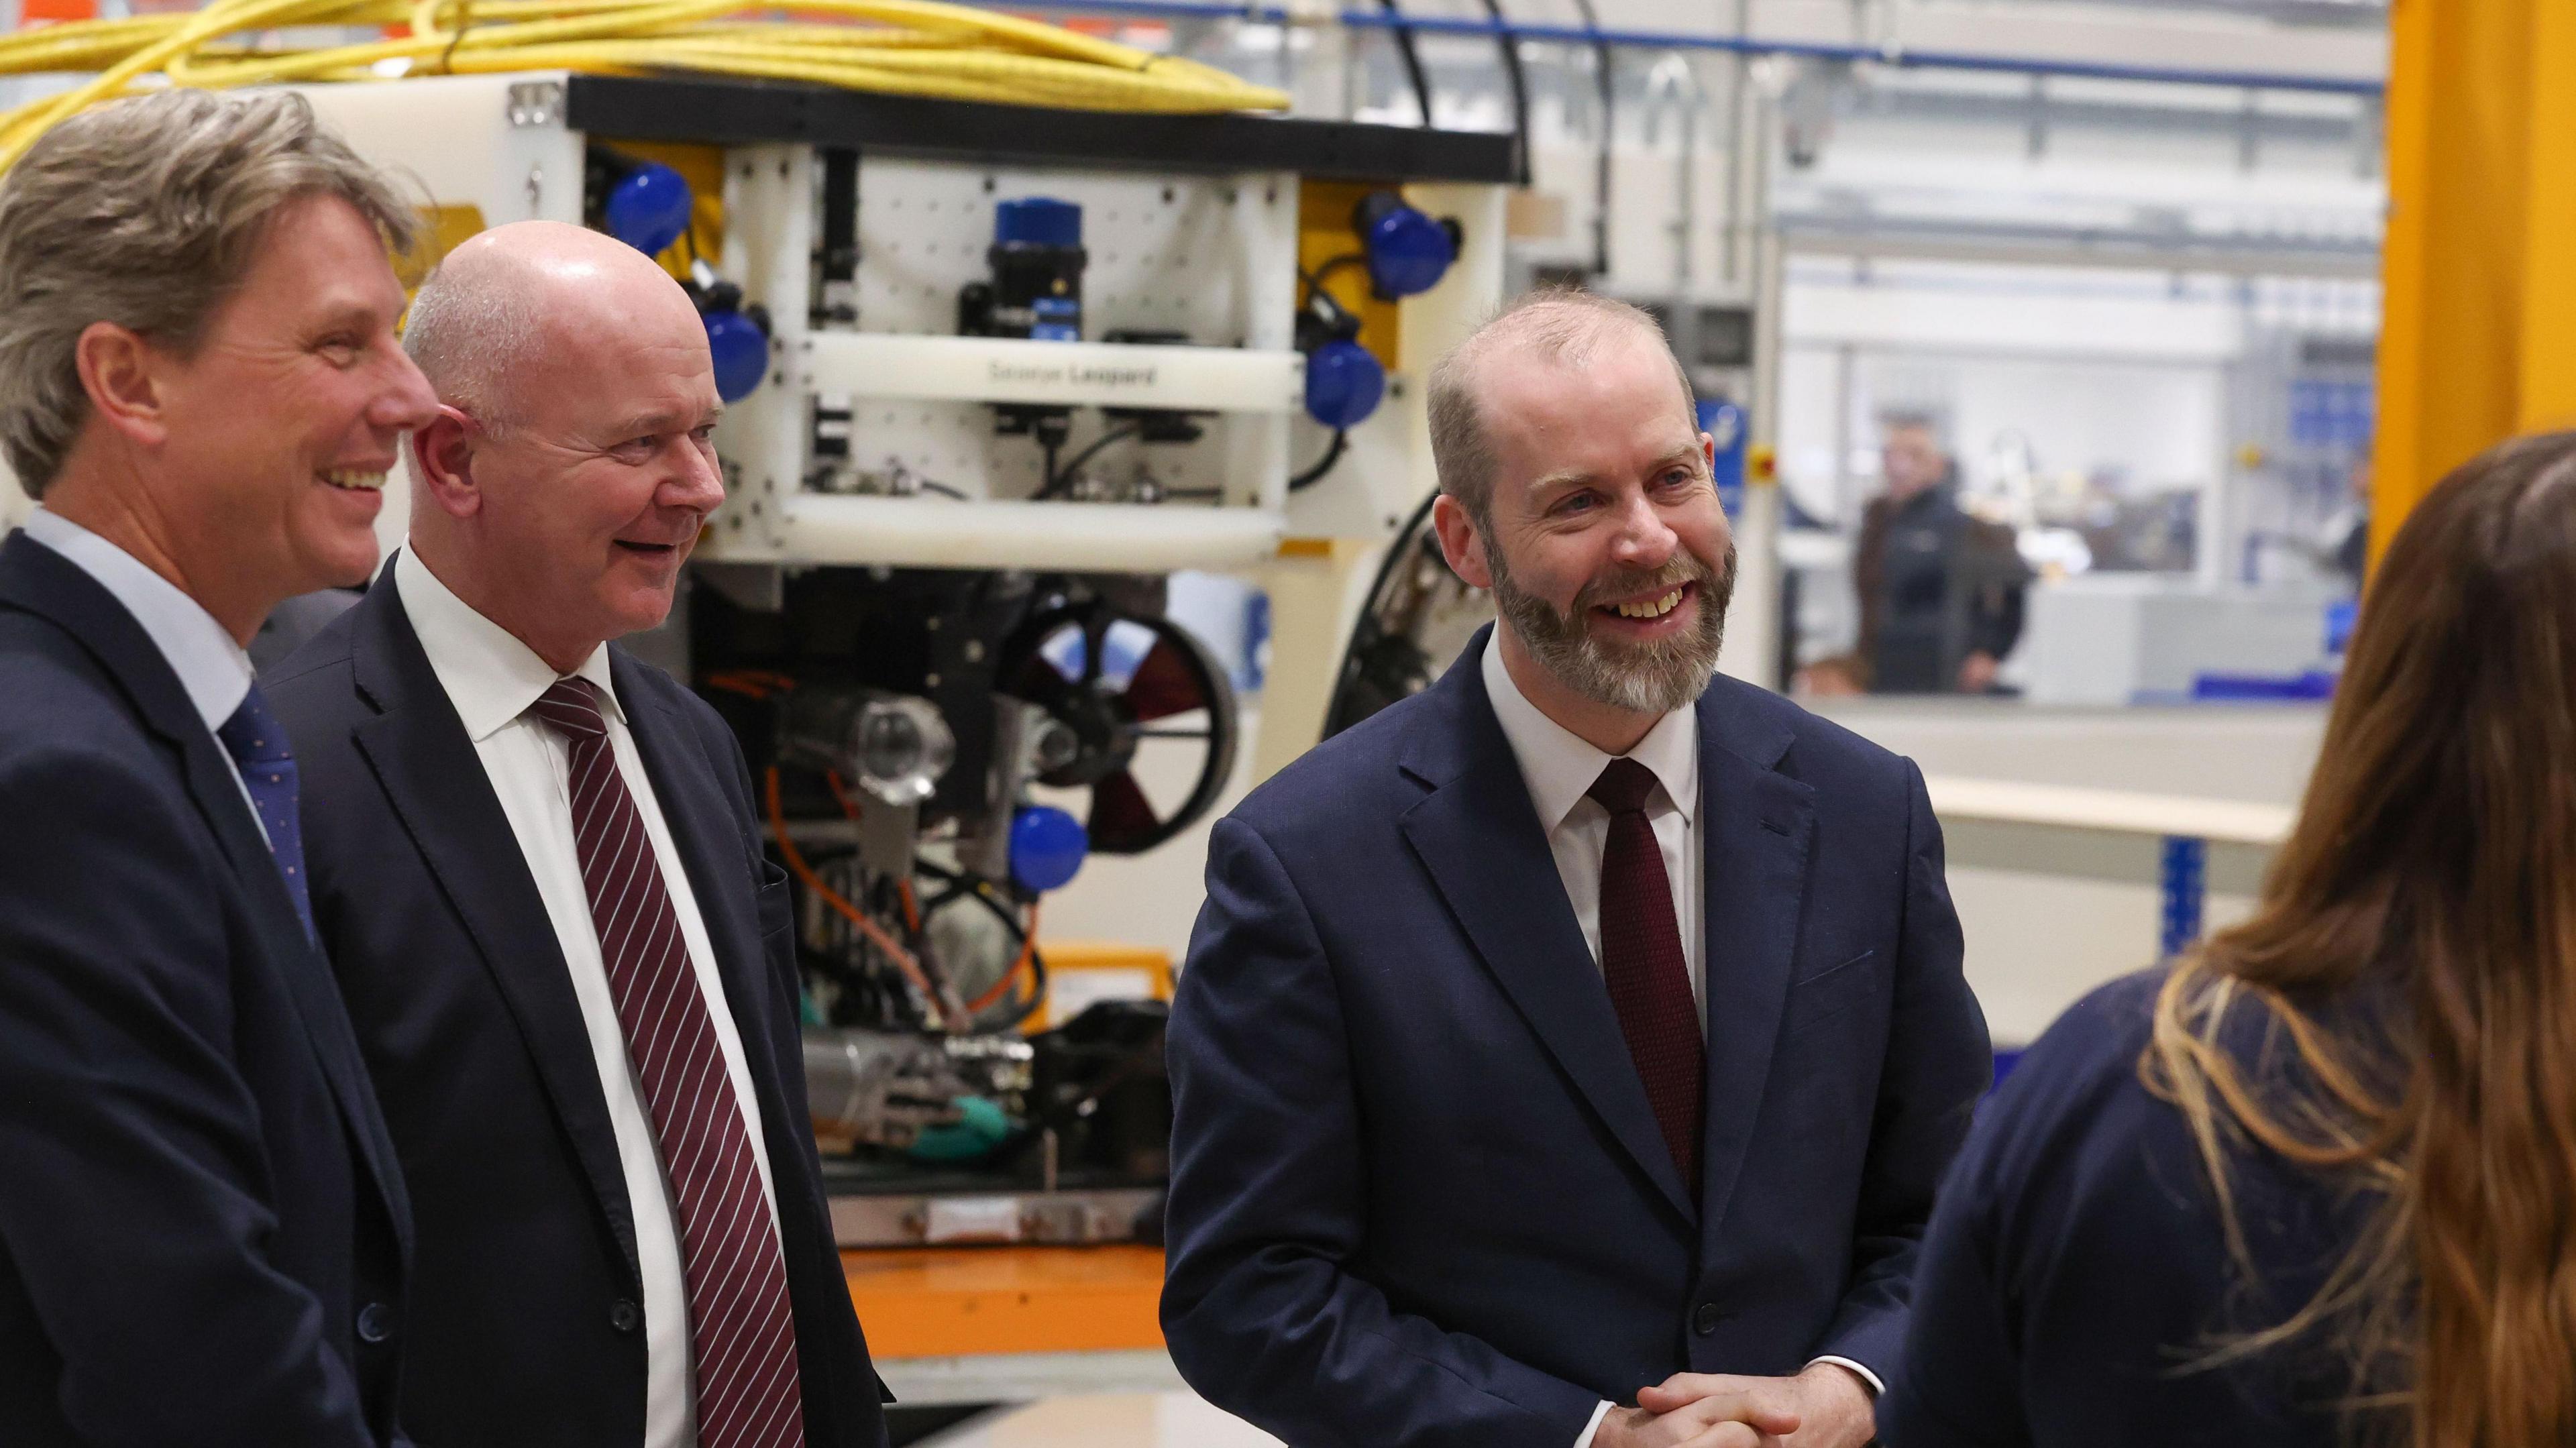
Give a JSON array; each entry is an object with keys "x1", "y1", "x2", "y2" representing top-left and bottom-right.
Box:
[{"x1": 216, "y1": 685, "x2": 315, "y2": 940}]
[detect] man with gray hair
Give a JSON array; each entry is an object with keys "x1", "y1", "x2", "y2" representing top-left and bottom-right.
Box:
[
  {"x1": 269, "y1": 221, "x2": 888, "y2": 1448},
  {"x1": 0, "y1": 89, "x2": 436, "y2": 1446},
  {"x1": 1165, "y1": 288, "x2": 1991, "y2": 1448}
]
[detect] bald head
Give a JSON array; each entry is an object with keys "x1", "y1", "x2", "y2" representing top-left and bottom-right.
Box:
[
  {"x1": 400, "y1": 219, "x2": 726, "y2": 673},
  {"x1": 402, "y1": 220, "x2": 702, "y2": 436},
  {"x1": 1427, "y1": 287, "x2": 1694, "y2": 529}
]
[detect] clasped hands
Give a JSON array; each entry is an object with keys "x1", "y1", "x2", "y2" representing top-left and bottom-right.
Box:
[{"x1": 1593, "y1": 1361, "x2": 1874, "y2": 1448}]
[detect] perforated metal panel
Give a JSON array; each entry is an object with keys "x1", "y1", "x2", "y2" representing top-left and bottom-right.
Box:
[{"x1": 828, "y1": 159, "x2": 1297, "y2": 502}]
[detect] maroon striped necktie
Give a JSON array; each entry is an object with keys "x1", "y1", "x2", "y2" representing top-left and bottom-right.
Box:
[
  {"x1": 1587, "y1": 757, "x2": 1705, "y2": 1196},
  {"x1": 532, "y1": 679, "x2": 805, "y2": 1448}
]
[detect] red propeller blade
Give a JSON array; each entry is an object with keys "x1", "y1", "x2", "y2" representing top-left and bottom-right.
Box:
[
  {"x1": 1089, "y1": 769, "x2": 1161, "y2": 848},
  {"x1": 1124, "y1": 636, "x2": 1208, "y2": 722}
]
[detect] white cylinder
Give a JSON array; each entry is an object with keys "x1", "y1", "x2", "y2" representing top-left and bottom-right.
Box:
[{"x1": 719, "y1": 494, "x2": 1290, "y2": 573}]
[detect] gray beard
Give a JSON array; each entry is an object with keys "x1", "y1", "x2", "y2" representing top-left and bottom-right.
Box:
[{"x1": 1489, "y1": 541, "x2": 1734, "y2": 716}]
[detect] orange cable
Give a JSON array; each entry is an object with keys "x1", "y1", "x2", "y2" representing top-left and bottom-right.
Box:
[
  {"x1": 814, "y1": 762, "x2": 1036, "y2": 1021},
  {"x1": 822, "y1": 769, "x2": 925, "y2": 936},
  {"x1": 763, "y1": 765, "x2": 956, "y2": 1029},
  {"x1": 702, "y1": 668, "x2": 800, "y2": 699},
  {"x1": 966, "y1": 897, "x2": 1040, "y2": 1015}
]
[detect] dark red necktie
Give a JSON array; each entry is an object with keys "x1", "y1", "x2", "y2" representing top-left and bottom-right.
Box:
[
  {"x1": 1588, "y1": 757, "x2": 1706, "y2": 1195},
  {"x1": 533, "y1": 679, "x2": 805, "y2": 1448}
]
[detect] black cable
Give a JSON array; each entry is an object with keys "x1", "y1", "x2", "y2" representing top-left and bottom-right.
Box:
[
  {"x1": 788, "y1": 843, "x2": 934, "y2": 1032},
  {"x1": 1570, "y1": 0, "x2": 1613, "y2": 276},
  {"x1": 910, "y1": 862, "x2": 1049, "y2": 1031},
  {"x1": 1475, "y1": 0, "x2": 1534, "y2": 187},
  {"x1": 1289, "y1": 429, "x2": 1350, "y2": 492},
  {"x1": 1319, "y1": 486, "x2": 1453, "y2": 741},
  {"x1": 915, "y1": 479, "x2": 969, "y2": 500},
  {"x1": 916, "y1": 864, "x2": 1027, "y2": 936},
  {"x1": 1301, "y1": 255, "x2": 1368, "y2": 307},
  {"x1": 1375, "y1": 0, "x2": 1435, "y2": 127},
  {"x1": 1037, "y1": 422, "x2": 1143, "y2": 500}
]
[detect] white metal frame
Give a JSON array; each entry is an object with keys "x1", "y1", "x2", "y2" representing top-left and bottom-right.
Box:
[{"x1": 290, "y1": 73, "x2": 1508, "y2": 577}]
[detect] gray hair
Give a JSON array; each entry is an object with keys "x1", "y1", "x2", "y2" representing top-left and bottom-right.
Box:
[
  {"x1": 0, "y1": 89, "x2": 419, "y2": 499},
  {"x1": 400, "y1": 249, "x2": 541, "y2": 435},
  {"x1": 1426, "y1": 286, "x2": 1695, "y2": 528}
]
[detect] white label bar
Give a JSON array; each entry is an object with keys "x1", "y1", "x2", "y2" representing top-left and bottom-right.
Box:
[{"x1": 796, "y1": 333, "x2": 1306, "y2": 414}]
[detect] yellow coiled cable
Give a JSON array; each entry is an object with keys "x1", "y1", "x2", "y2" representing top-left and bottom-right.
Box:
[{"x1": 0, "y1": 0, "x2": 1289, "y2": 172}]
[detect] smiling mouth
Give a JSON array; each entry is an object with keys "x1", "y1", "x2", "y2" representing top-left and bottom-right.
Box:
[
  {"x1": 319, "y1": 467, "x2": 388, "y2": 492},
  {"x1": 1599, "y1": 585, "x2": 1689, "y2": 620},
  {"x1": 614, "y1": 540, "x2": 679, "y2": 555}
]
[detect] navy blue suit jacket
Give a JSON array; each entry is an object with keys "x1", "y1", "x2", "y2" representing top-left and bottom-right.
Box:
[
  {"x1": 1163, "y1": 629, "x2": 1992, "y2": 1447},
  {"x1": 1880, "y1": 970, "x2": 2369, "y2": 1447},
  {"x1": 266, "y1": 569, "x2": 888, "y2": 1448},
  {"x1": 0, "y1": 533, "x2": 413, "y2": 1447}
]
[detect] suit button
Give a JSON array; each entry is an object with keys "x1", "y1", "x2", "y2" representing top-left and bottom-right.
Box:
[
  {"x1": 1691, "y1": 1302, "x2": 1721, "y2": 1337},
  {"x1": 610, "y1": 1299, "x2": 641, "y2": 1334},
  {"x1": 356, "y1": 1302, "x2": 396, "y2": 1345}
]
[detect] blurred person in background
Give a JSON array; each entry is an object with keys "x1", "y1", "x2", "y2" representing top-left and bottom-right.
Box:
[
  {"x1": 1847, "y1": 417, "x2": 2029, "y2": 695},
  {"x1": 0, "y1": 89, "x2": 434, "y2": 1446},
  {"x1": 1880, "y1": 430, "x2": 2576, "y2": 1447},
  {"x1": 2325, "y1": 453, "x2": 2373, "y2": 590}
]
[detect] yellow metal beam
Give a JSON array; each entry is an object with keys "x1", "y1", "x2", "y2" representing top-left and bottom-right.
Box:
[
  {"x1": 843, "y1": 1245, "x2": 1167, "y2": 1358},
  {"x1": 2374, "y1": 0, "x2": 2576, "y2": 564},
  {"x1": 2514, "y1": 1, "x2": 2576, "y2": 432}
]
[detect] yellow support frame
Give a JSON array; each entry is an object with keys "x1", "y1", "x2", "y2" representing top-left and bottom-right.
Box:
[{"x1": 2375, "y1": 0, "x2": 2576, "y2": 566}]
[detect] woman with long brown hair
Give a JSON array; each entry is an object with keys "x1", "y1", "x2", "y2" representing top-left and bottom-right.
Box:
[{"x1": 1877, "y1": 431, "x2": 2576, "y2": 1448}]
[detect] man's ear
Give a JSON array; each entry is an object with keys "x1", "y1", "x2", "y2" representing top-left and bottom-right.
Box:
[
  {"x1": 72, "y1": 321, "x2": 170, "y2": 451},
  {"x1": 1431, "y1": 492, "x2": 1494, "y2": 591},
  {"x1": 411, "y1": 406, "x2": 484, "y2": 520}
]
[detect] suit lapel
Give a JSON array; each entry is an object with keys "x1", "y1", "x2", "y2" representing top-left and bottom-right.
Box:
[
  {"x1": 1693, "y1": 685, "x2": 1815, "y2": 1242},
  {"x1": 611, "y1": 653, "x2": 796, "y2": 1127},
  {"x1": 186, "y1": 707, "x2": 418, "y2": 1251},
  {"x1": 345, "y1": 579, "x2": 643, "y2": 1282},
  {"x1": 1397, "y1": 636, "x2": 1697, "y2": 1223},
  {"x1": 0, "y1": 535, "x2": 414, "y2": 1251}
]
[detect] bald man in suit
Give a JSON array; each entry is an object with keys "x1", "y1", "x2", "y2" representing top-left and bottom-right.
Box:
[{"x1": 270, "y1": 222, "x2": 887, "y2": 1448}]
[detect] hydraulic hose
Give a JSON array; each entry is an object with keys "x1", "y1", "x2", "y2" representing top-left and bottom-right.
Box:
[{"x1": 0, "y1": 0, "x2": 1289, "y2": 172}]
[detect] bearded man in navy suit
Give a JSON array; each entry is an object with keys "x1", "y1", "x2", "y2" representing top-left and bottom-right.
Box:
[{"x1": 1162, "y1": 289, "x2": 1992, "y2": 1448}]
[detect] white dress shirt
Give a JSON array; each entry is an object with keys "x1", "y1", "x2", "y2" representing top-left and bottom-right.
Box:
[
  {"x1": 19, "y1": 509, "x2": 260, "y2": 820},
  {"x1": 1478, "y1": 633, "x2": 1884, "y2": 1448},
  {"x1": 1482, "y1": 630, "x2": 1704, "y2": 1026},
  {"x1": 396, "y1": 548, "x2": 779, "y2": 1448}
]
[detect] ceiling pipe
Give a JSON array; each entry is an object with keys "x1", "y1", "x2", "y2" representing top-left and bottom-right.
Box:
[{"x1": 1038, "y1": 0, "x2": 2385, "y2": 97}]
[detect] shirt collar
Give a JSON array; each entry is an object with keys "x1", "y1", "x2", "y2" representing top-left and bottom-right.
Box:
[
  {"x1": 394, "y1": 546, "x2": 618, "y2": 742},
  {"x1": 21, "y1": 508, "x2": 252, "y2": 732},
  {"x1": 1481, "y1": 626, "x2": 1698, "y2": 834}
]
